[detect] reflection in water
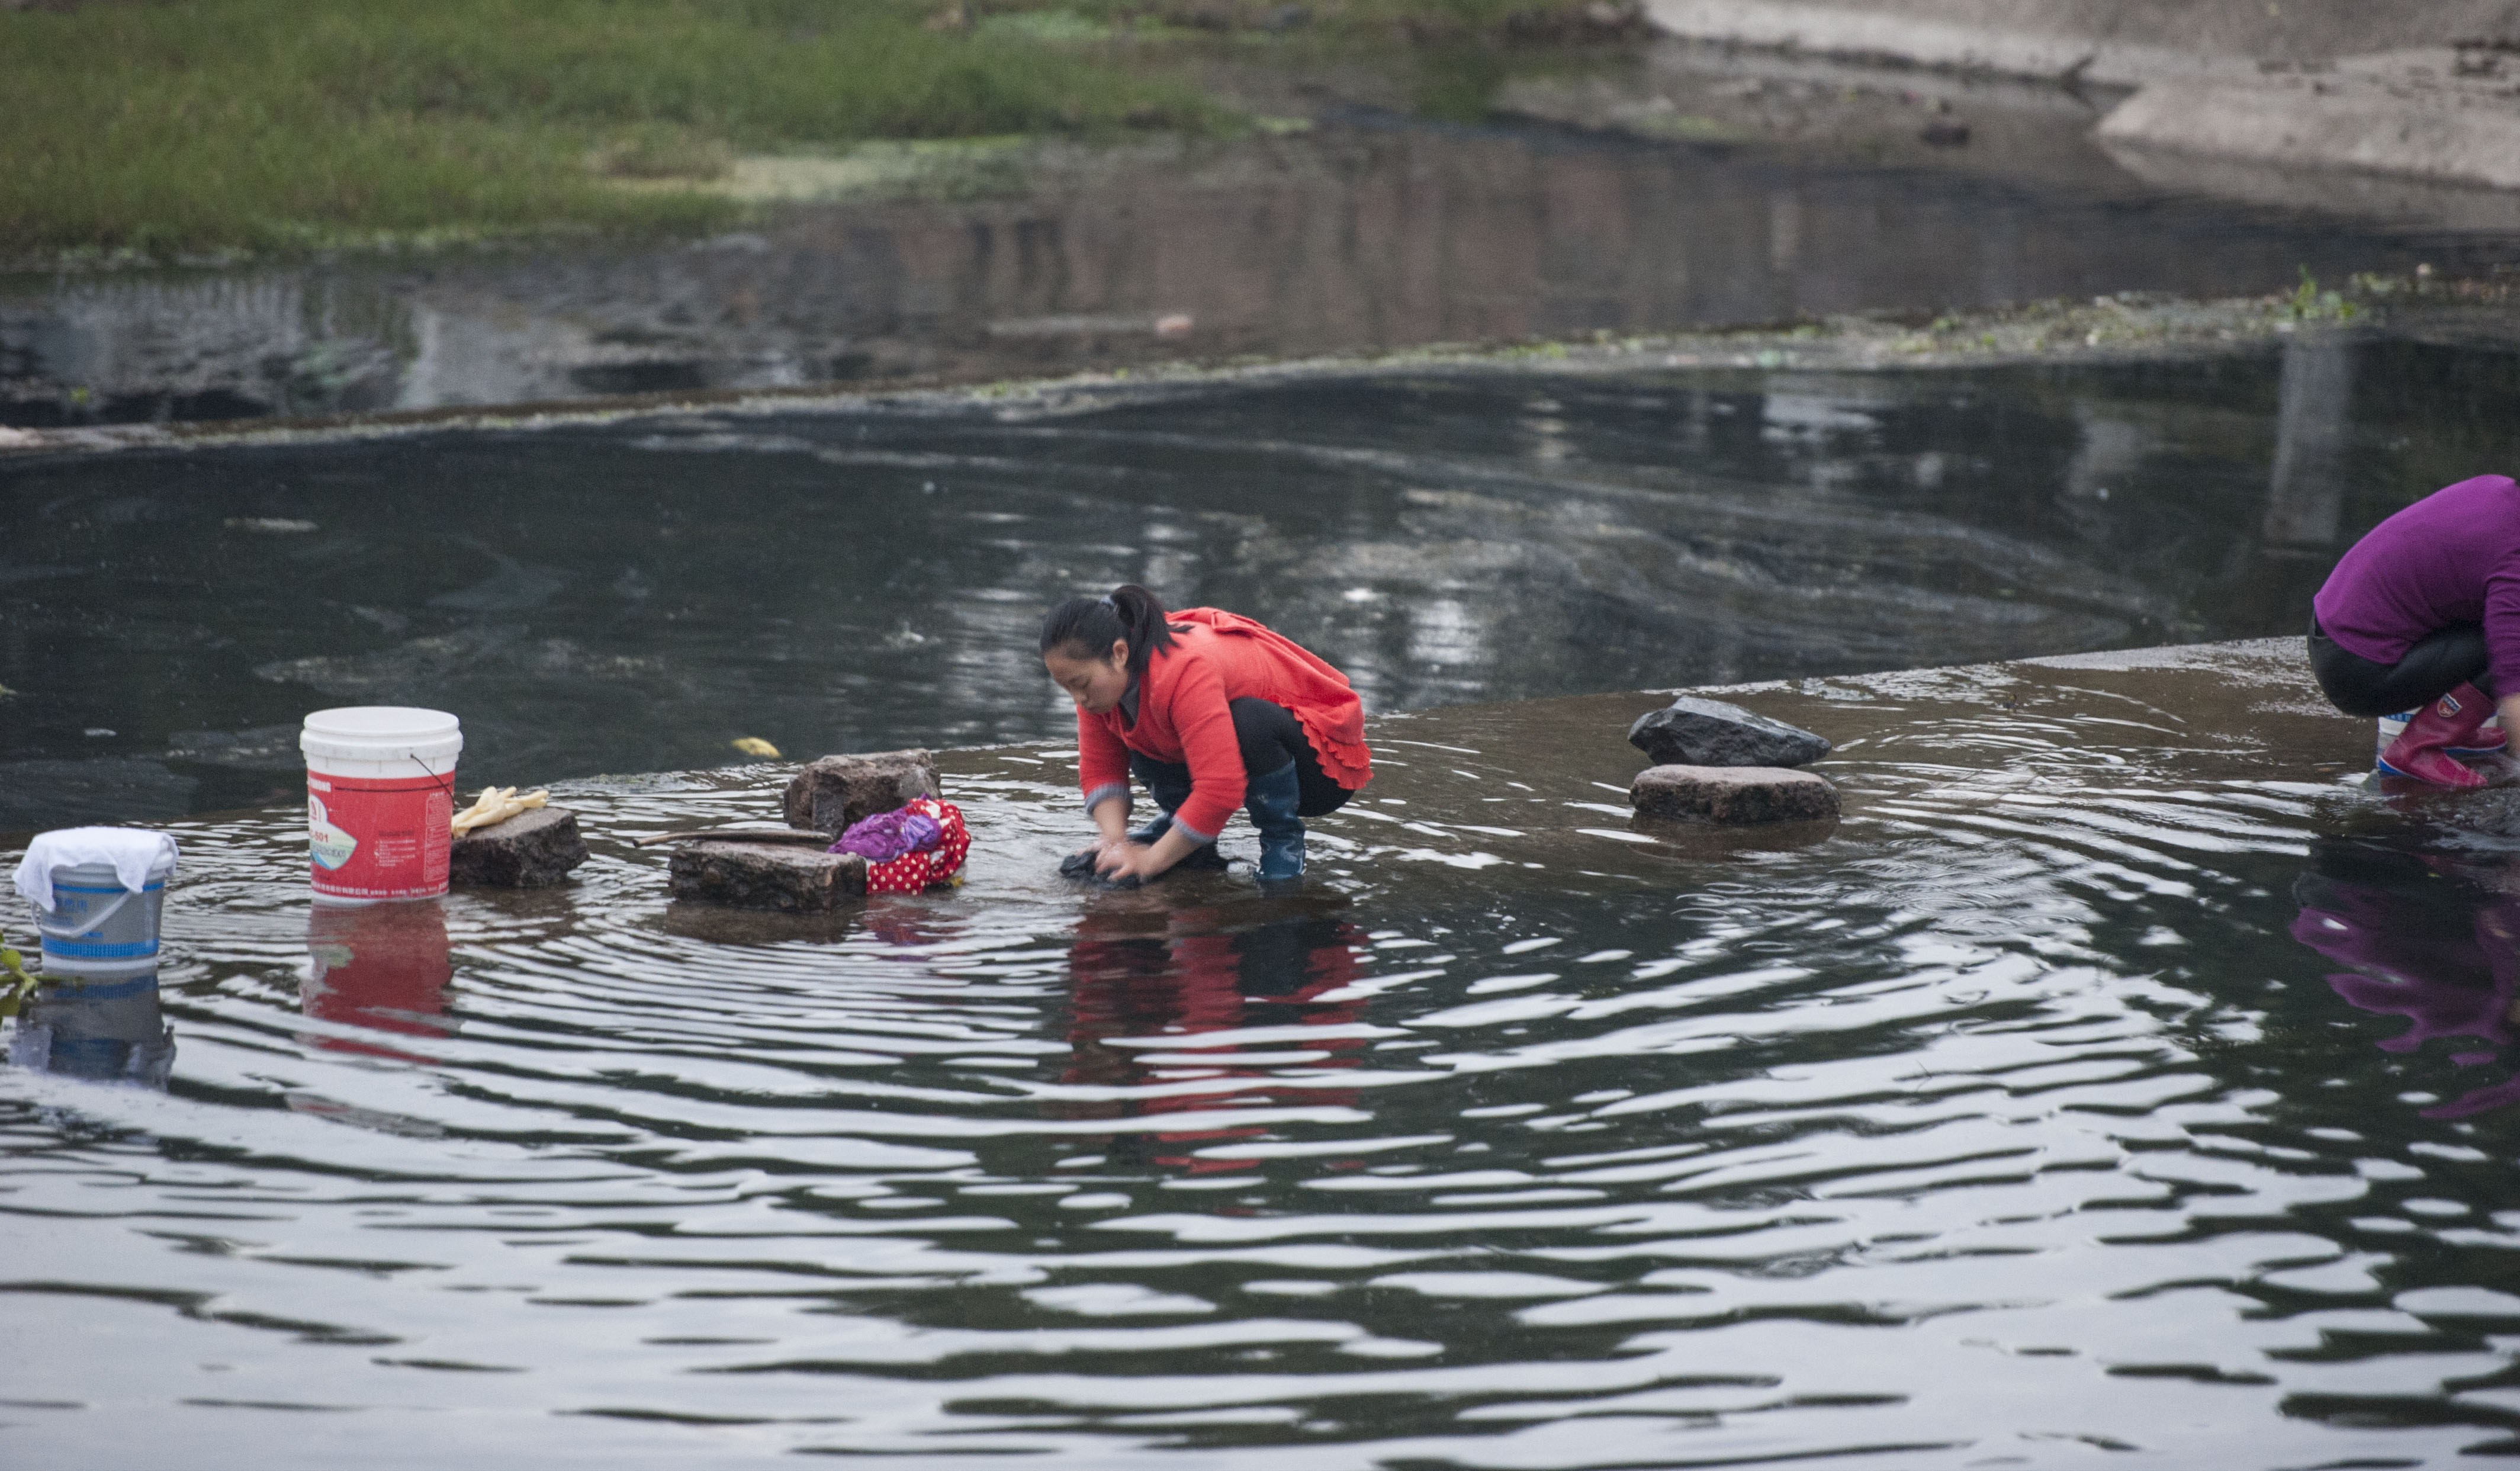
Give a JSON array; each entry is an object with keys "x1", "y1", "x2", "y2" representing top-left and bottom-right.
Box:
[
  {"x1": 6, "y1": 112, "x2": 2509, "y2": 428},
  {"x1": 1065, "y1": 907, "x2": 1368, "y2": 1167},
  {"x1": 301, "y1": 900, "x2": 454, "y2": 1059},
  {"x1": 2292, "y1": 837, "x2": 2520, "y2": 1119},
  {"x1": 2264, "y1": 336, "x2": 2355, "y2": 551},
  {"x1": 5, "y1": 971, "x2": 172, "y2": 1088}
]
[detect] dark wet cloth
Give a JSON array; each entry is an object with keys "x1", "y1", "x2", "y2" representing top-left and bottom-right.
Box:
[
  {"x1": 2312, "y1": 474, "x2": 2520, "y2": 696},
  {"x1": 2307, "y1": 614, "x2": 2495, "y2": 718}
]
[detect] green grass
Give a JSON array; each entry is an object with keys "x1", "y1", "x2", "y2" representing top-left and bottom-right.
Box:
[
  {"x1": 0, "y1": 0, "x2": 1229, "y2": 261},
  {"x1": 2, "y1": 0, "x2": 1640, "y2": 262}
]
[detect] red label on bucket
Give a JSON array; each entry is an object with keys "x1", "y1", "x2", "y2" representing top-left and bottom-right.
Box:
[{"x1": 308, "y1": 772, "x2": 453, "y2": 900}]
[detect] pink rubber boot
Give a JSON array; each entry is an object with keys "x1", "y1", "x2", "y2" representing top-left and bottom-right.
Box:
[{"x1": 2379, "y1": 684, "x2": 2494, "y2": 788}]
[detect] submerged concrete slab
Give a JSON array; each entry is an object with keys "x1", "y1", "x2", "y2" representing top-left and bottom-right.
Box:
[
  {"x1": 1632, "y1": 763, "x2": 1843, "y2": 823},
  {"x1": 667, "y1": 840, "x2": 867, "y2": 912}
]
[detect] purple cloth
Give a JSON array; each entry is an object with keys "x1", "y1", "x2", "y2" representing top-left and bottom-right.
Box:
[
  {"x1": 2313, "y1": 474, "x2": 2520, "y2": 693},
  {"x1": 830, "y1": 808, "x2": 943, "y2": 863}
]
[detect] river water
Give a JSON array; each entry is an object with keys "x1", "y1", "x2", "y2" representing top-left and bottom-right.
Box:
[
  {"x1": 5, "y1": 334, "x2": 2519, "y2": 827},
  {"x1": 13, "y1": 640, "x2": 2520, "y2": 1466},
  {"x1": 9, "y1": 335, "x2": 2520, "y2": 1465}
]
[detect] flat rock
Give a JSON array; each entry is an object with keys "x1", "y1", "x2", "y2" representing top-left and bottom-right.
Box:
[
  {"x1": 1629, "y1": 696, "x2": 1832, "y2": 769},
  {"x1": 668, "y1": 840, "x2": 867, "y2": 912},
  {"x1": 1631, "y1": 764, "x2": 1841, "y2": 825},
  {"x1": 449, "y1": 806, "x2": 590, "y2": 888},
  {"x1": 783, "y1": 749, "x2": 941, "y2": 837}
]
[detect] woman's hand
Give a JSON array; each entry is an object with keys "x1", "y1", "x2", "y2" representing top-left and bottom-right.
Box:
[
  {"x1": 1097, "y1": 841, "x2": 1169, "y2": 882},
  {"x1": 1095, "y1": 825, "x2": 1198, "y2": 882}
]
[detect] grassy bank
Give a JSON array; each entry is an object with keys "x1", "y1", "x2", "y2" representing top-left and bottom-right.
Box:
[
  {"x1": 2, "y1": 0, "x2": 1638, "y2": 264},
  {"x1": 3, "y1": 0, "x2": 1224, "y2": 261}
]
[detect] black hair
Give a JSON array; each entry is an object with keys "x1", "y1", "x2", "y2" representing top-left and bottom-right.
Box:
[{"x1": 1039, "y1": 584, "x2": 1185, "y2": 675}]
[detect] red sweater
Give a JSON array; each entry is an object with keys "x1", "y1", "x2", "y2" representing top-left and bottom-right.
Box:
[{"x1": 1077, "y1": 608, "x2": 1370, "y2": 840}]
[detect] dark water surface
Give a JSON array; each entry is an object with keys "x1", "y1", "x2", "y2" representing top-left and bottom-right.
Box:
[
  {"x1": 7, "y1": 110, "x2": 2520, "y2": 428},
  {"x1": 5, "y1": 337, "x2": 2519, "y2": 827},
  {"x1": 15, "y1": 642, "x2": 2520, "y2": 1467}
]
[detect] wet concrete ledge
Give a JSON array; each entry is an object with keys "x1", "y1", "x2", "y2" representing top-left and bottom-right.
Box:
[{"x1": 1642, "y1": 0, "x2": 2520, "y2": 88}]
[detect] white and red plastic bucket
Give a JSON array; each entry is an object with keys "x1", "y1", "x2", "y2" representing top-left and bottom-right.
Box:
[{"x1": 300, "y1": 707, "x2": 461, "y2": 904}]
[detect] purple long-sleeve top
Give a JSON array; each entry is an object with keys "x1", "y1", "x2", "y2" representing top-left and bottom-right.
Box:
[{"x1": 2314, "y1": 474, "x2": 2520, "y2": 693}]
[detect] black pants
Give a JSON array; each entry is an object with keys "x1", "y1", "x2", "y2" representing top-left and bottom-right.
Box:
[
  {"x1": 1130, "y1": 698, "x2": 1354, "y2": 824},
  {"x1": 2308, "y1": 614, "x2": 2496, "y2": 719}
]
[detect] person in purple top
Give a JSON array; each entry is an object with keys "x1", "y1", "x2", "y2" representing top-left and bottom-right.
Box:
[{"x1": 2309, "y1": 473, "x2": 2520, "y2": 787}]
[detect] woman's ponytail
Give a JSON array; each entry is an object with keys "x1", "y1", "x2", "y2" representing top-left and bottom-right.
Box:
[{"x1": 1039, "y1": 584, "x2": 1185, "y2": 673}]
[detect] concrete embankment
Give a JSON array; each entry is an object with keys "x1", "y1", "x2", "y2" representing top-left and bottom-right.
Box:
[{"x1": 1644, "y1": 0, "x2": 2520, "y2": 194}]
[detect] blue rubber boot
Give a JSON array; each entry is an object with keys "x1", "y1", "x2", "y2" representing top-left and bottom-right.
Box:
[{"x1": 1244, "y1": 760, "x2": 1306, "y2": 883}]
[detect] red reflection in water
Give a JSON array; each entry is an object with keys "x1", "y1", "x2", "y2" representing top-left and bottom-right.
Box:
[
  {"x1": 303, "y1": 901, "x2": 454, "y2": 1061},
  {"x1": 1064, "y1": 911, "x2": 1368, "y2": 1170}
]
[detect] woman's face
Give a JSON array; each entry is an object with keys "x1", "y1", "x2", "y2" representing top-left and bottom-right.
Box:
[{"x1": 1043, "y1": 640, "x2": 1132, "y2": 714}]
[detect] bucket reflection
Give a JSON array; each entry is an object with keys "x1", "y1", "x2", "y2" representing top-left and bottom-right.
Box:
[
  {"x1": 303, "y1": 901, "x2": 454, "y2": 1059},
  {"x1": 7, "y1": 971, "x2": 174, "y2": 1088},
  {"x1": 2291, "y1": 838, "x2": 2520, "y2": 1119},
  {"x1": 1065, "y1": 907, "x2": 1369, "y2": 1170}
]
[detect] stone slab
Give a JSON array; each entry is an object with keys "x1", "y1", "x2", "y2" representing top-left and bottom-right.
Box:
[
  {"x1": 449, "y1": 806, "x2": 590, "y2": 888},
  {"x1": 1631, "y1": 763, "x2": 1842, "y2": 824},
  {"x1": 667, "y1": 841, "x2": 867, "y2": 912},
  {"x1": 783, "y1": 750, "x2": 941, "y2": 837},
  {"x1": 1629, "y1": 695, "x2": 1832, "y2": 769}
]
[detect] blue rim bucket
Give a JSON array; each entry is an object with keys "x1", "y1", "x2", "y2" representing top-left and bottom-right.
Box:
[{"x1": 34, "y1": 859, "x2": 173, "y2": 978}]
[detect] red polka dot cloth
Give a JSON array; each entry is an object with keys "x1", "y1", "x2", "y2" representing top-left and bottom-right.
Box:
[{"x1": 863, "y1": 798, "x2": 970, "y2": 895}]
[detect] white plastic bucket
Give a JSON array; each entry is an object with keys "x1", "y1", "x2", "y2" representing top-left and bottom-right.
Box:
[
  {"x1": 33, "y1": 857, "x2": 175, "y2": 978},
  {"x1": 301, "y1": 706, "x2": 461, "y2": 904}
]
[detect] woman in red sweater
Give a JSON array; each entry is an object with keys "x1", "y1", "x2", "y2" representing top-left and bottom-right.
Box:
[{"x1": 1040, "y1": 584, "x2": 1371, "y2": 884}]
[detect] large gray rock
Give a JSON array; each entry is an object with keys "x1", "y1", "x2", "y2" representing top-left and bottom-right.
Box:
[
  {"x1": 782, "y1": 749, "x2": 941, "y2": 837},
  {"x1": 668, "y1": 841, "x2": 867, "y2": 912},
  {"x1": 450, "y1": 806, "x2": 590, "y2": 888},
  {"x1": 1631, "y1": 764, "x2": 1841, "y2": 825},
  {"x1": 1628, "y1": 696, "x2": 1831, "y2": 769}
]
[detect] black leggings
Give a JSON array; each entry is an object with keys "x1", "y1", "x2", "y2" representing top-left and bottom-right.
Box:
[
  {"x1": 1130, "y1": 698, "x2": 1355, "y2": 821},
  {"x1": 2309, "y1": 614, "x2": 2496, "y2": 718}
]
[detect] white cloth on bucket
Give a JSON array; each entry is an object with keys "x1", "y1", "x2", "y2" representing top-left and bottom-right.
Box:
[{"x1": 12, "y1": 828, "x2": 181, "y2": 916}]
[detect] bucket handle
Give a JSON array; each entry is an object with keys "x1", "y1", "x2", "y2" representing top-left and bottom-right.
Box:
[{"x1": 34, "y1": 887, "x2": 136, "y2": 940}]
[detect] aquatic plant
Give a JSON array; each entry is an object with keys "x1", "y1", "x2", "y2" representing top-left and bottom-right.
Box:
[
  {"x1": 0, "y1": 936, "x2": 38, "y2": 1020},
  {"x1": 2288, "y1": 266, "x2": 2360, "y2": 322}
]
